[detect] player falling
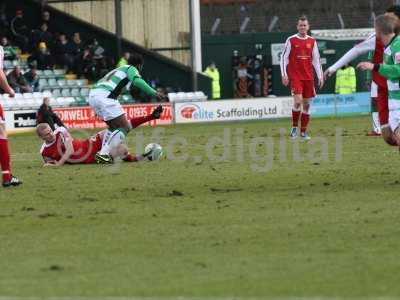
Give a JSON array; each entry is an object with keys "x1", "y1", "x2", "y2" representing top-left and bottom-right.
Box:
[
  {"x1": 88, "y1": 53, "x2": 166, "y2": 164},
  {"x1": 325, "y1": 5, "x2": 400, "y2": 145},
  {"x1": 358, "y1": 15, "x2": 400, "y2": 145},
  {"x1": 36, "y1": 123, "x2": 147, "y2": 166},
  {"x1": 280, "y1": 16, "x2": 324, "y2": 140},
  {"x1": 0, "y1": 45, "x2": 22, "y2": 187}
]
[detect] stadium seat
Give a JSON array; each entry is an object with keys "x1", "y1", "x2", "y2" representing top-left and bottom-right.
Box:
[
  {"x1": 61, "y1": 89, "x2": 71, "y2": 97},
  {"x1": 43, "y1": 70, "x2": 54, "y2": 78},
  {"x1": 76, "y1": 79, "x2": 88, "y2": 87},
  {"x1": 4, "y1": 60, "x2": 13, "y2": 69},
  {"x1": 39, "y1": 78, "x2": 48, "y2": 90},
  {"x1": 54, "y1": 69, "x2": 66, "y2": 76},
  {"x1": 57, "y1": 79, "x2": 67, "y2": 87},
  {"x1": 70, "y1": 88, "x2": 80, "y2": 97},
  {"x1": 48, "y1": 78, "x2": 58, "y2": 88},
  {"x1": 80, "y1": 88, "x2": 89, "y2": 97},
  {"x1": 67, "y1": 80, "x2": 77, "y2": 87},
  {"x1": 23, "y1": 93, "x2": 34, "y2": 99},
  {"x1": 52, "y1": 89, "x2": 61, "y2": 97},
  {"x1": 42, "y1": 91, "x2": 52, "y2": 98}
]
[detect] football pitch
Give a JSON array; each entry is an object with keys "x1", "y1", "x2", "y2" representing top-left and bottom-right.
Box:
[{"x1": 1, "y1": 115, "x2": 400, "y2": 299}]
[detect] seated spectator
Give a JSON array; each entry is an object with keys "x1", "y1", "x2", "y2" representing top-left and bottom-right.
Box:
[
  {"x1": 10, "y1": 10, "x2": 30, "y2": 52},
  {"x1": 0, "y1": 37, "x2": 17, "y2": 60},
  {"x1": 7, "y1": 66, "x2": 32, "y2": 93},
  {"x1": 88, "y1": 38, "x2": 105, "y2": 60},
  {"x1": 24, "y1": 65, "x2": 39, "y2": 92},
  {"x1": 31, "y1": 23, "x2": 53, "y2": 50},
  {"x1": 117, "y1": 52, "x2": 130, "y2": 67},
  {"x1": 28, "y1": 42, "x2": 54, "y2": 70},
  {"x1": 53, "y1": 33, "x2": 74, "y2": 72},
  {"x1": 75, "y1": 48, "x2": 96, "y2": 80},
  {"x1": 36, "y1": 97, "x2": 65, "y2": 131}
]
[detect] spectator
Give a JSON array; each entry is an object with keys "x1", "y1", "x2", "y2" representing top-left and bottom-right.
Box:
[
  {"x1": 28, "y1": 42, "x2": 54, "y2": 70},
  {"x1": 204, "y1": 61, "x2": 221, "y2": 99},
  {"x1": 88, "y1": 38, "x2": 105, "y2": 60},
  {"x1": 75, "y1": 48, "x2": 96, "y2": 80},
  {"x1": 0, "y1": 3, "x2": 10, "y2": 37},
  {"x1": 36, "y1": 97, "x2": 65, "y2": 130},
  {"x1": 0, "y1": 37, "x2": 17, "y2": 60},
  {"x1": 54, "y1": 33, "x2": 74, "y2": 72},
  {"x1": 24, "y1": 65, "x2": 39, "y2": 92},
  {"x1": 71, "y1": 32, "x2": 85, "y2": 72},
  {"x1": 32, "y1": 23, "x2": 53, "y2": 50},
  {"x1": 39, "y1": 11, "x2": 56, "y2": 33},
  {"x1": 10, "y1": 10, "x2": 30, "y2": 52},
  {"x1": 117, "y1": 52, "x2": 130, "y2": 67},
  {"x1": 7, "y1": 66, "x2": 32, "y2": 93}
]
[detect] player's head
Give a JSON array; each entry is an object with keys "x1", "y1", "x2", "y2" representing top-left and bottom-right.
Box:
[
  {"x1": 36, "y1": 123, "x2": 55, "y2": 143},
  {"x1": 128, "y1": 53, "x2": 144, "y2": 71},
  {"x1": 375, "y1": 14, "x2": 396, "y2": 42},
  {"x1": 297, "y1": 15, "x2": 309, "y2": 36}
]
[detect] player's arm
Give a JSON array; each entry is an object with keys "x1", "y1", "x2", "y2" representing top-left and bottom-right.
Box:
[
  {"x1": 325, "y1": 34, "x2": 376, "y2": 78},
  {"x1": 127, "y1": 67, "x2": 166, "y2": 101},
  {"x1": 312, "y1": 41, "x2": 324, "y2": 89},
  {"x1": 44, "y1": 137, "x2": 74, "y2": 167},
  {"x1": 280, "y1": 38, "x2": 291, "y2": 86}
]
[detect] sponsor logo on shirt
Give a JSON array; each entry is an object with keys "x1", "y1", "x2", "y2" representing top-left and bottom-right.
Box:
[{"x1": 395, "y1": 52, "x2": 400, "y2": 64}]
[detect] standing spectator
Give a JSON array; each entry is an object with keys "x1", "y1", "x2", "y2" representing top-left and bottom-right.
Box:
[
  {"x1": 76, "y1": 48, "x2": 96, "y2": 80},
  {"x1": 7, "y1": 66, "x2": 32, "y2": 93},
  {"x1": 32, "y1": 23, "x2": 53, "y2": 50},
  {"x1": 10, "y1": 10, "x2": 30, "y2": 53},
  {"x1": 71, "y1": 32, "x2": 85, "y2": 72},
  {"x1": 54, "y1": 33, "x2": 74, "y2": 71},
  {"x1": 280, "y1": 15, "x2": 323, "y2": 140},
  {"x1": 0, "y1": 37, "x2": 17, "y2": 60},
  {"x1": 117, "y1": 52, "x2": 130, "y2": 67},
  {"x1": 28, "y1": 42, "x2": 54, "y2": 70},
  {"x1": 335, "y1": 64, "x2": 357, "y2": 94},
  {"x1": 204, "y1": 61, "x2": 221, "y2": 99},
  {"x1": 24, "y1": 65, "x2": 39, "y2": 92},
  {"x1": 36, "y1": 97, "x2": 65, "y2": 130}
]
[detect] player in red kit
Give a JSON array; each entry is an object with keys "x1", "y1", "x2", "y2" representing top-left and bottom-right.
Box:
[
  {"x1": 280, "y1": 16, "x2": 324, "y2": 140},
  {"x1": 36, "y1": 123, "x2": 144, "y2": 166},
  {"x1": 0, "y1": 45, "x2": 22, "y2": 187},
  {"x1": 325, "y1": 5, "x2": 400, "y2": 146}
]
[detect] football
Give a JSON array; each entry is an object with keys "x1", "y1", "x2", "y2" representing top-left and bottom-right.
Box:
[{"x1": 144, "y1": 143, "x2": 163, "y2": 161}]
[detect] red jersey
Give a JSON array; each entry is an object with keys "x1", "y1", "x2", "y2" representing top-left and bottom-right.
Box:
[
  {"x1": 280, "y1": 34, "x2": 323, "y2": 81},
  {"x1": 373, "y1": 36, "x2": 386, "y2": 88},
  {"x1": 40, "y1": 127, "x2": 102, "y2": 164}
]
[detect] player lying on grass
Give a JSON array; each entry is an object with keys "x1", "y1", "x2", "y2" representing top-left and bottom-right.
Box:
[
  {"x1": 88, "y1": 52, "x2": 166, "y2": 164},
  {"x1": 36, "y1": 123, "x2": 147, "y2": 166},
  {"x1": 358, "y1": 15, "x2": 400, "y2": 146}
]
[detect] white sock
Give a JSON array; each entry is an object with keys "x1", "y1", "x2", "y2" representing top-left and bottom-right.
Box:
[
  {"x1": 372, "y1": 112, "x2": 381, "y2": 134},
  {"x1": 99, "y1": 129, "x2": 126, "y2": 155}
]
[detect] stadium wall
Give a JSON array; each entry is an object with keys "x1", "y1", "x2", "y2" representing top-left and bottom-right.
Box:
[
  {"x1": 202, "y1": 33, "x2": 370, "y2": 98},
  {"x1": 48, "y1": 0, "x2": 191, "y2": 66}
]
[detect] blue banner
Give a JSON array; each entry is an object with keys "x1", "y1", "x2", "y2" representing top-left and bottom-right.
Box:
[{"x1": 311, "y1": 92, "x2": 371, "y2": 117}]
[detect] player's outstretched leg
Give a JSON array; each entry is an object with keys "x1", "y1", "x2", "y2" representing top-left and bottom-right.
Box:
[
  {"x1": 290, "y1": 96, "x2": 302, "y2": 139},
  {"x1": 300, "y1": 99, "x2": 311, "y2": 141},
  {"x1": 0, "y1": 127, "x2": 22, "y2": 188},
  {"x1": 96, "y1": 106, "x2": 163, "y2": 164}
]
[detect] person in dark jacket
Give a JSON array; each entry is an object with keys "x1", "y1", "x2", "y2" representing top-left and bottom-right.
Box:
[{"x1": 36, "y1": 97, "x2": 65, "y2": 130}]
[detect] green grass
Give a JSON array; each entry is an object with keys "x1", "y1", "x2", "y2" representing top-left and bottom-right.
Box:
[{"x1": 1, "y1": 116, "x2": 400, "y2": 298}]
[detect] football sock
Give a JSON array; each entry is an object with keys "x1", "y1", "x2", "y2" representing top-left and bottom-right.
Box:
[
  {"x1": 99, "y1": 129, "x2": 126, "y2": 155},
  {"x1": 130, "y1": 115, "x2": 155, "y2": 129},
  {"x1": 0, "y1": 138, "x2": 12, "y2": 183},
  {"x1": 292, "y1": 108, "x2": 301, "y2": 127},
  {"x1": 372, "y1": 112, "x2": 381, "y2": 134},
  {"x1": 300, "y1": 113, "x2": 310, "y2": 133}
]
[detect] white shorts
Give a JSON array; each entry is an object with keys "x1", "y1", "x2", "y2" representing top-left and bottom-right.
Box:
[
  {"x1": 88, "y1": 89, "x2": 125, "y2": 121},
  {"x1": 389, "y1": 109, "x2": 400, "y2": 132}
]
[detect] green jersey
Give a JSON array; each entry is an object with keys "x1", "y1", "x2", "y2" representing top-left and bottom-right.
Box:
[
  {"x1": 379, "y1": 35, "x2": 400, "y2": 100},
  {"x1": 93, "y1": 65, "x2": 157, "y2": 99}
]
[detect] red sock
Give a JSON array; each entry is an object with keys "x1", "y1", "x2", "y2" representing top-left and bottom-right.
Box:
[
  {"x1": 130, "y1": 115, "x2": 154, "y2": 128},
  {"x1": 0, "y1": 138, "x2": 12, "y2": 183},
  {"x1": 300, "y1": 113, "x2": 310, "y2": 133},
  {"x1": 122, "y1": 153, "x2": 139, "y2": 162},
  {"x1": 377, "y1": 98, "x2": 389, "y2": 125},
  {"x1": 292, "y1": 109, "x2": 301, "y2": 127}
]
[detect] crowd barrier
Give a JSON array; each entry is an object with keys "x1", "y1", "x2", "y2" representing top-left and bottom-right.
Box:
[{"x1": 3, "y1": 92, "x2": 371, "y2": 133}]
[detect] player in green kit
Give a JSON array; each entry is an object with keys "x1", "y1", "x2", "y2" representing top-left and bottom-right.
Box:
[
  {"x1": 358, "y1": 14, "x2": 400, "y2": 146},
  {"x1": 88, "y1": 53, "x2": 166, "y2": 163}
]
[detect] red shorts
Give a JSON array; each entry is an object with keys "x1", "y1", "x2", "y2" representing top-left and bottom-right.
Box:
[
  {"x1": 0, "y1": 104, "x2": 5, "y2": 124},
  {"x1": 290, "y1": 79, "x2": 316, "y2": 99}
]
